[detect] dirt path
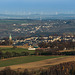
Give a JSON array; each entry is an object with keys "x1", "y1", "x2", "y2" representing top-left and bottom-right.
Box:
[{"x1": 0, "y1": 56, "x2": 75, "y2": 70}]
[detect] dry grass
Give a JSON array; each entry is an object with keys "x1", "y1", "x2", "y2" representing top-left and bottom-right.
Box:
[
  {"x1": 0, "y1": 56, "x2": 75, "y2": 71},
  {"x1": 58, "y1": 49, "x2": 75, "y2": 52},
  {"x1": 0, "y1": 45, "x2": 29, "y2": 48}
]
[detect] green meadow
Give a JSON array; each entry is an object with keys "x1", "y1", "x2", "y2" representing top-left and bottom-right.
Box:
[
  {"x1": 0, "y1": 56, "x2": 63, "y2": 67},
  {"x1": 0, "y1": 47, "x2": 35, "y2": 55}
]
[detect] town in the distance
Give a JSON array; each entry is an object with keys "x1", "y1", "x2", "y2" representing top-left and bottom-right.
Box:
[
  {"x1": 0, "y1": 19, "x2": 75, "y2": 75},
  {"x1": 0, "y1": 19, "x2": 75, "y2": 50},
  {"x1": 0, "y1": 33, "x2": 75, "y2": 50}
]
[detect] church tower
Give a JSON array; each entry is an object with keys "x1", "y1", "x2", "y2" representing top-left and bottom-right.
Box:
[
  {"x1": 9, "y1": 34, "x2": 12, "y2": 41},
  {"x1": 9, "y1": 34, "x2": 13, "y2": 45}
]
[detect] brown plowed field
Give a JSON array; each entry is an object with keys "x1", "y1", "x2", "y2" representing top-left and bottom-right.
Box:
[{"x1": 0, "y1": 56, "x2": 75, "y2": 71}]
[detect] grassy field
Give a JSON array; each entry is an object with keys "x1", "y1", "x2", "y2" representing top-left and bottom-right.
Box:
[
  {"x1": 0, "y1": 47, "x2": 35, "y2": 54},
  {"x1": 0, "y1": 56, "x2": 63, "y2": 67}
]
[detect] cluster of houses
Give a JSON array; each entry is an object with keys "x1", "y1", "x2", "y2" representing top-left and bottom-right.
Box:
[
  {"x1": 13, "y1": 35, "x2": 75, "y2": 45},
  {"x1": 0, "y1": 34, "x2": 75, "y2": 50},
  {"x1": 1, "y1": 35, "x2": 75, "y2": 45}
]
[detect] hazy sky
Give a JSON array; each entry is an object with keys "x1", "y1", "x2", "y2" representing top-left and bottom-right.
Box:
[{"x1": 0, "y1": 0, "x2": 75, "y2": 15}]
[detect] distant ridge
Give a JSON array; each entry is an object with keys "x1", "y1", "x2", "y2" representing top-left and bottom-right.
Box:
[{"x1": 0, "y1": 14, "x2": 75, "y2": 19}]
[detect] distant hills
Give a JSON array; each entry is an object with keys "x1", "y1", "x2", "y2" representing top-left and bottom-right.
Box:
[{"x1": 0, "y1": 14, "x2": 75, "y2": 19}]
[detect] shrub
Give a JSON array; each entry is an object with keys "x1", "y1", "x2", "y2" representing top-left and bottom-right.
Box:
[
  {"x1": 0, "y1": 51, "x2": 4, "y2": 59},
  {"x1": 21, "y1": 52, "x2": 29, "y2": 56},
  {"x1": 4, "y1": 52, "x2": 12, "y2": 58}
]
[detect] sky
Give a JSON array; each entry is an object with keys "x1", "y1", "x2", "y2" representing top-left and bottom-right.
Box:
[{"x1": 0, "y1": 0, "x2": 75, "y2": 15}]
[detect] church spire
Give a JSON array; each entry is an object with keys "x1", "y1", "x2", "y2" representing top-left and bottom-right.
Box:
[
  {"x1": 9, "y1": 34, "x2": 13, "y2": 45},
  {"x1": 9, "y1": 34, "x2": 12, "y2": 41}
]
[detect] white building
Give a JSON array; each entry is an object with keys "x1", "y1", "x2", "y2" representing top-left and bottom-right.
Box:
[{"x1": 28, "y1": 45, "x2": 36, "y2": 50}]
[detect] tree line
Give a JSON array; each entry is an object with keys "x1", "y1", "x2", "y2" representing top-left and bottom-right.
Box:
[
  {"x1": 0, "y1": 51, "x2": 29, "y2": 59},
  {"x1": 38, "y1": 40, "x2": 75, "y2": 50}
]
